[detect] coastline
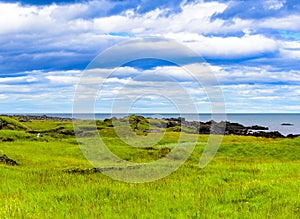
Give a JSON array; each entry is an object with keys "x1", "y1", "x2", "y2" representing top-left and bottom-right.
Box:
[{"x1": 2, "y1": 113, "x2": 299, "y2": 138}]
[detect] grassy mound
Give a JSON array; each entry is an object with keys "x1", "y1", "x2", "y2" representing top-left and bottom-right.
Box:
[{"x1": 0, "y1": 116, "x2": 29, "y2": 131}]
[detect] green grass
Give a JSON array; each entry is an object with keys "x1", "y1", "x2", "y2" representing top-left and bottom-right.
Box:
[
  {"x1": 0, "y1": 118, "x2": 300, "y2": 218},
  {"x1": 24, "y1": 120, "x2": 73, "y2": 132}
]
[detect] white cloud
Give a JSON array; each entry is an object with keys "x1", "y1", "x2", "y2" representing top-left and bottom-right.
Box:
[
  {"x1": 259, "y1": 15, "x2": 300, "y2": 31},
  {"x1": 0, "y1": 1, "x2": 227, "y2": 35},
  {"x1": 279, "y1": 40, "x2": 300, "y2": 59},
  {"x1": 165, "y1": 32, "x2": 279, "y2": 58},
  {"x1": 46, "y1": 75, "x2": 80, "y2": 84},
  {"x1": 0, "y1": 75, "x2": 38, "y2": 83},
  {"x1": 0, "y1": 85, "x2": 34, "y2": 93},
  {"x1": 213, "y1": 65, "x2": 300, "y2": 84},
  {"x1": 0, "y1": 3, "x2": 38, "y2": 34},
  {"x1": 104, "y1": 1, "x2": 228, "y2": 35},
  {"x1": 264, "y1": 0, "x2": 285, "y2": 10}
]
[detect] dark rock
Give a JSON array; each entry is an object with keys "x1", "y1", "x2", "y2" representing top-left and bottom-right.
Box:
[
  {"x1": 103, "y1": 118, "x2": 114, "y2": 127},
  {"x1": 0, "y1": 137, "x2": 14, "y2": 142},
  {"x1": 167, "y1": 120, "x2": 180, "y2": 128},
  {"x1": 281, "y1": 123, "x2": 294, "y2": 126},
  {"x1": 144, "y1": 146, "x2": 156, "y2": 150},
  {"x1": 158, "y1": 148, "x2": 171, "y2": 158},
  {"x1": 286, "y1": 134, "x2": 300, "y2": 138},
  {"x1": 250, "y1": 131, "x2": 284, "y2": 138},
  {"x1": 59, "y1": 129, "x2": 75, "y2": 135},
  {"x1": 18, "y1": 119, "x2": 31, "y2": 122},
  {"x1": 0, "y1": 154, "x2": 18, "y2": 166},
  {"x1": 198, "y1": 123, "x2": 210, "y2": 134},
  {"x1": 248, "y1": 125, "x2": 268, "y2": 130},
  {"x1": 164, "y1": 117, "x2": 183, "y2": 128}
]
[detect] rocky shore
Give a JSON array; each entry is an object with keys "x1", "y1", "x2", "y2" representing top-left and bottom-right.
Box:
[
  {"x1": 164, "y1": 117, "x2": 289, "y2": 138},
  {"x1": 110, "y1": 115, "x2": 299, "y2": 138}
]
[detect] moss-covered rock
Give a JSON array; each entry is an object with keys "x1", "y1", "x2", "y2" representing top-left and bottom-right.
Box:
[{"x1": 0, "y1": 154, "x2": 18, "y2": 166}]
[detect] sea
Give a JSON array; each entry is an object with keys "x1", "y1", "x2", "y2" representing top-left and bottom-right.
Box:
[{"x1": 6, "y1": 113, "x2": 300, "y2": 136}]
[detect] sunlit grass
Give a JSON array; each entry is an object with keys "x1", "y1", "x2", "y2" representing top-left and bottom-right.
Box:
[{"x1": 0, "y1": 118, "x2": 300, "y2": 218}]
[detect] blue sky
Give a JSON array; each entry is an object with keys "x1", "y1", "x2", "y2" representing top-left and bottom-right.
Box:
[{"x1": 0, "y1": 0, "x2": 299, "y2": 113}]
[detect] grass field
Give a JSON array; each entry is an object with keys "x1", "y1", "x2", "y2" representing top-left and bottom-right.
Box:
[{"x1": 0, "y1": 117, "x2": 300, "y2": 218}]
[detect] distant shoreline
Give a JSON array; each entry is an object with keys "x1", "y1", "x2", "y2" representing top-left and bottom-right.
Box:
[{"x1": 2, "y1": 113, "x2": 299, "y2": 138}]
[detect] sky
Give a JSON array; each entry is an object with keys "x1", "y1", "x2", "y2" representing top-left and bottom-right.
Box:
[{"x1": 0, "y1": 0, "x2": 299, "y2": 113}]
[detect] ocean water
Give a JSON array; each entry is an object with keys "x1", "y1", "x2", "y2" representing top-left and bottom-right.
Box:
[{"x1": 9, "y1": 113, "x2": 300, "y2": 136}]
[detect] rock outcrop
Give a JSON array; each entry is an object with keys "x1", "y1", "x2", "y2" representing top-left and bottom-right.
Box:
[{"x1": 0, "y1": 154, "x2": 18, "y2": 166}]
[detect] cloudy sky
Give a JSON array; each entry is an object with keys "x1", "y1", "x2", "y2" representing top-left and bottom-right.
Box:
[{"x1": 0, "y1": 0, "x2": 299, "y2": 113}]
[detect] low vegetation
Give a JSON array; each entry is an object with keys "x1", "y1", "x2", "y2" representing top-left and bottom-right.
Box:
[{"x1": 0, "y1": 116, "x2": 299, "y2": 218}]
